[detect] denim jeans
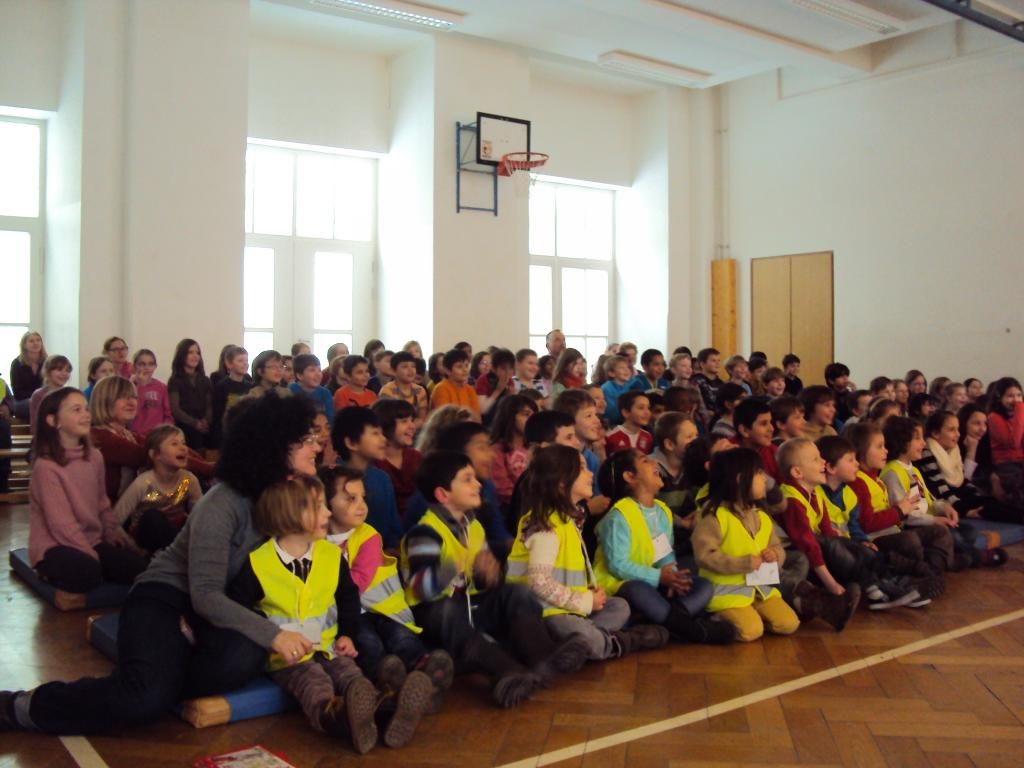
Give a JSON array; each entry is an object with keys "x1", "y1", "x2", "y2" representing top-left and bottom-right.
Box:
[
  {"x1": 25, "y1": 581, "x2": 267, "y2": 734},
  {"x1": 353, "y1": 612, "x2": 428, "y2": 680},
  {"x1": 616, "y1": 575, "x2": 714, "y2": 623}
]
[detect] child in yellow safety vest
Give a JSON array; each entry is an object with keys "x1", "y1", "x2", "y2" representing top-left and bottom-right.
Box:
[
  {"x1": 593, "y1": 449, "x2": 736, "y2": 644},
  {"x1": 319, "y1": 465, "x2": 454, "y2": 716},
  {"x1": 692, "y1": 448, "x2": 801, "y2": 642},
  {"x1": 228, "y1": 475, "x2": 428, "y2": 753},
  {"x1": 507, "y1": 445, "x2": 669, "y2": 660}
]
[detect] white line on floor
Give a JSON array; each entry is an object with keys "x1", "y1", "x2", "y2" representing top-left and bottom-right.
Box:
[
  {"x1": 59, "y1": 735, "x2": 111, "y2": 768},
  {"x1": 495, "y1": 606, "x2": 1024, "y2": 768}
]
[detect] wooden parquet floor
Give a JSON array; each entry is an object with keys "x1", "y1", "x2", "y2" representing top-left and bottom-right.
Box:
[{"x1": 2, "y1": 501, "x2": 1024, "y2": 768}]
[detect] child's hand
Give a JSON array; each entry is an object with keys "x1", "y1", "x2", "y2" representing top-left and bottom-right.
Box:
[
  {"x1": 943, "y1": 505, "x2": 960, "y2": 526},
  {"x1": 861, "y1": 541, "x2": 879, "y2": 551},
  {"x1": 592, "y1": 587, "x2": 607, "y2": 612},
  {"x1": 760, "y1": 548, "x2": 779, "y2": 563},
  {"x1": 659, "y1": 563, "x2": 680, "y2": 587},
  {"x1": 334, "y1": 635, "x2": 358, "y2": 657},
  {"x1": 675, "y1": 512, "x2": 696, "y2": 530},
  {"x1": 104, "y1": 526, "x2": 138, "y2": 552},
  {"x1": 196, "y1": 419, "x2": 209, "y2": 433},
  {"x1": 824, "y1": 580, "x2": 846, "y2": 596},
  {"x1": 965, "y1": 505, "x2": 984, "y2": 519},
  {"x1": 897, "y1": 497, "x2": 913, "y2": 515},
  {"x1": 932, "y1": 515, "x2": 954, "y2": 528},
  {"x1": 272, "y1": 630, "x2": 313, "y2": 665},
  {"x1": 749, "y1": 554, "x2": 762, "y2": 571},
  {"x1": 472, "y1": 550, "x2": 500, "y2": 589},
  {"x1": 963, "y1": 434, "x2": 979, "y2": 457}
]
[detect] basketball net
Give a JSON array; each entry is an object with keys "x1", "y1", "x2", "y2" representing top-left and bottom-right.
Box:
[{"x1": 499, "y1": 152, "x2": 549, "y2": 197}]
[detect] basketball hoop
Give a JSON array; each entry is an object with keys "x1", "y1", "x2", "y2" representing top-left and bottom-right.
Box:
[{"x1": 498, "y1": 151, "x2": 549, "y2": 177}]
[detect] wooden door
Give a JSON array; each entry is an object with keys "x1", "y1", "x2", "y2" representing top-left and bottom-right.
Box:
[{"x1": 751, "y1": 256, "x2": 792, "y2": 367}]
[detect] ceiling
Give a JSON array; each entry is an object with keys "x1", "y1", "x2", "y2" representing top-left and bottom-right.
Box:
[{"x1": 255, "y1": 0, "x2": 995, "y2": 89}]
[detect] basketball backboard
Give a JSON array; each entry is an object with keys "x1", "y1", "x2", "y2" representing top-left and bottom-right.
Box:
[{"x1": 476, "y1": 112, "x2": 530, "y2": 166}]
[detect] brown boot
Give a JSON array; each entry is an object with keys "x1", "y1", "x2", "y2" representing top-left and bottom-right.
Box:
[
  {"x1": 319, "y1": 677, "x2": 379, "y2": 754},
  {"x1": 383, "y1": 670, "x2": 433, "y2": 748}
]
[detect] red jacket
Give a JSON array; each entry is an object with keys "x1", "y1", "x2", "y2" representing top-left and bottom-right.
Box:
[
  {"x1": 849, "y1": 469, "x2": 902, "y2": 534},
  {"x1": 988, "y1": 402, "x2": 1024, "y2": 464},
  {"x1": 775, "y1": 483, "x2": 835, "y2": 569}
]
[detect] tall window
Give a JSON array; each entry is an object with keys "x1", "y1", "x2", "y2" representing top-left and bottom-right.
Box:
[
  {"x1": 0, "y1": 118, "x2": 44, "y2": 368},
  {"x1": 243, "y1": 141, "x2": 376, "y2": 362},
  {"x1": 528, "y1": 179, "x2": 614, "y2": 365}
]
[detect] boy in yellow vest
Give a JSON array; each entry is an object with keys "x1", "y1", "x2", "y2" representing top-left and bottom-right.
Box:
[
  {"x1": 228, "y1": 476, "x2": 398, "y2": 753},
  {"x1": 319, "y1": 465, "x2": 453, "y2": 716},
  {"x1": 400, "y1": 451, "x2": 589, "y2": 708}
]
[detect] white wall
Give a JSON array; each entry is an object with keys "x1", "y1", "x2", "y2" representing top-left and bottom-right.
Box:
[
  {"x1": 0, "y1": 0, "x2": 65, "y2": 112},
  {"x1": 725, "y1": 40, "x2": 1024, "y2": 384}
]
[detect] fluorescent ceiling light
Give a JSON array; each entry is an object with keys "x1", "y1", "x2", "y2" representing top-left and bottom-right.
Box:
[
  {"x1": 309, "y1": 0, "x2": 464, "y2": 30},
  {"x1": 791, "y1": 0, "x2": 905, "y2": 35},
  {"x1": 597, "y1": 51, "x2": 711, "y2": 87}
]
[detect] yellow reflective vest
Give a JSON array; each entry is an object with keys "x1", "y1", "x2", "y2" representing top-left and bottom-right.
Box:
[
  {"x1": 506, "y1": 510, "x2": 591, "y2": 617},
  {"x1": 814, "y1": 485, "x2": 857, "y2": 538},
  {"x1": 343, "y1": 523, "x2": 421, "y2": 633},
  {"x1": 593, "y1": 497, "x2": 673, "y2": 595},
  {"x1": 854, "y1": 470, "x2": 903, "y2": 540},
  {"x1": 400, "y1": 508, "x2": 487, "y2": 608},
  {"x1": 779, "y1": 483, "x2": 825, "y2": 534},
  {"x1": 881, "y1": 461, "x2": 935, "y2": 513},
  {"x1": 699, "y1": 505, "x2": 781, "y2": 612},
  {"x1": 250, "y1": 538, "x2": 340, "y2": 672}
]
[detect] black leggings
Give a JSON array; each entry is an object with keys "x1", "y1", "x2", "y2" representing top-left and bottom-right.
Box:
[
  {"x1": 36, "y1": 544, "x2": 148, "y2": 593},
  {"x1": 953, "y1": 484, "x2": 1024, "y2": 525},
  {"x1": 133, "y1": 508, "x2": 183, "y2": 552}
]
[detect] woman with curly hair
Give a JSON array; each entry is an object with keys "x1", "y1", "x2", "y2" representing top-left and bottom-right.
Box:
[{"x1": 2, "y1": 393, "x2": 323, "y2": 735}]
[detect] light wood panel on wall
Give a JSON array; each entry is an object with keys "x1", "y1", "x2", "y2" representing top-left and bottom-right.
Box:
[
  {"x1": 711, "y1": 259, "x2": 737, "y2": 358},
  {"x1": 751, "y1": 251, "x2": 833, "y2": 386}
]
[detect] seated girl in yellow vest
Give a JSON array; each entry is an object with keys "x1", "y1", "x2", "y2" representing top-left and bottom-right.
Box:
[
  {"x1": 400, "y1": 451, "x2": 590, "y2": 709},
  {"x1": 507, "y1": 445, "x2": 669, "y2": 660},
  {"x1": 880, "y1": 417, "x2": 961, "y2": 571},
  {"x1": 593, "y1": 449, "x2": 736, "y2": 644},
  {"x1": 319, "y1": 465, "x2": 454, "y2": 714},
  {"x1": 692, "y1": 448, "x2": 800, "y2": 642},
  {"x1": 228, "y1": 476, "x2": 430, "y2": 753}
]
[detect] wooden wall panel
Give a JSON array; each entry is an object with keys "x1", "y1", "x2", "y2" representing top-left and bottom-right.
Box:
[
  {"x1": 711, "y1": 259, "x2": 737, "y2": 359},
  {"x1": 789, "y1": 251, "x2": 834, "y2": 386},
  {"x1": 751, "y1": 256, "x2": 792, "y2": 367}
]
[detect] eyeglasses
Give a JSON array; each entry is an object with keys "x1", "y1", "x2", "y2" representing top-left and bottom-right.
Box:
[
  {"x1": 108, "y1": 346, "x2": 128, "y2": 353},
  {"x1": 301, "y1": 434, "x2": 321, "y2": 446}
]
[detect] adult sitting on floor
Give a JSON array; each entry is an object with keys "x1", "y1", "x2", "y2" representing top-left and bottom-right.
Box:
[{"x1": 1, "y1": 392, "x2": 322, "y2": 735}]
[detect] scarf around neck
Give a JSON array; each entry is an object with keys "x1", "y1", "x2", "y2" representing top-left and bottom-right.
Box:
[{"x1": 926, "y1": 438, "x2": 965, "y2": 488}]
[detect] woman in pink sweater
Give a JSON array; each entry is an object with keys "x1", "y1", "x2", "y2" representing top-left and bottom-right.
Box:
[
  {"x1": 987, "y1": 377, "x2": 1024, "y2": 504},
  {"x1": 29, "y1": 387, "x2": 147, "y2": 593}
]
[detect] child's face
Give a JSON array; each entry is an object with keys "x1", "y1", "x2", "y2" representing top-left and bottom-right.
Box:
[
  {"x1": 134, "y1": 355, "x2": 156, "y2": 382},
  {"x1": 585, "y1": 388, "x2": 606, "y2": 416},
  {"x1": 407, "y1": 343, "x2": 423, "y2": 359},
  {"x1": 229, "y1": 353, "x2": 249, "y2": 378},
  {"x1": 303, "y1": 491, "x2": 331, "y2": 540},
  {"x1": 185, "y1": 345, "x2": 202, "y2": 371},
  {"x1": 671, "y1": 420, "x2": 698, "y2": 458},
  {"x1": 351, "y1": 425, "x2": 387, "y2": 462},
  {"x1": 465, "y1": 433, "x2": 493, "y2": 479},
  {"x1": 329, "y1": 478, "x2": 367, "y2": 532},
  {"x1": 570, "y1": 455, "x2": 593, "y2": 504},
  {"x1": 377, "y1": 355, "x2": 393, "y2": 378},
  {"x1": 50, "y1": 365, "x2": 72, "y2": 388},
  {"x1": 571, "y1": 358, "x2": 586, "y2": 379},
  {"x1": 348, "y1": 362, "x2": 370, "y2": 388},
  {"x1": 625, "y1": 396, "x2": 651, "y2": 428},
  {"x1": 784, "y1": 361, "x2": 800, "y2": 376},
  {"x1": 94, "y1": 360, "x2": 115, "y2": 382},
  {"x1": 298, "y1": 364, "x2": 322, "y2": 389},
  {"x1": 623, "y1": 347, "x2": 637, "y2": 367},
  {"x1": 854, "y1": 394, "x2": 871, "y2": 417},
  {"x1": 813, "y1": 399, "x2": 836, "y2": 426},
  {"x1": 703, "y1": 354, "x2": 721, "y2": 376},
  {"x1": 748, "y1": 469, "x2": 767, "y2": 501},
  {"x1": 575, "y1": 405, "x2": 601, "y2": 443},
  {"x1": 731, "y1": 362, "x2": 749, "y2": 381},
  {"x1": 932, "y1": 416, "x2": 960, "y2": 452},
  {"x1": 395, "y1": 361, "x2": 417, "y2": 384},
  {"x1": 282, "y1": 359, "x2": 294, "y2": 384},
  {"x1": 965, "y1": 410, "x2": 987, "y2": 440},
  {"x1": 517, "y1": 355, "x2": 539, "y2": 381},
  {"x1": 829, "y1": 451, "x2": 859, "y2": 484},
  {"x1": 107, "y1": 340, "x2": 128, "y2": 364},
  {"x1": 313, "y1": 414, "x2": 330, "y2": 450},
  {"x1": 612, "y1": 360, "x2": 632, "y2": 384},
  {"x1": 920, "y1": 401, "x2": 937, "y2": 418},
  {"x1": 152, "y1": 431, "x2": 189, "y2": 470},
  {"x1": 477, "y1": 355, "x2": 492, "y2": 377},
  {"x1": 25, "y1": 333, "x2": 43, "y2": 355},
  {"x1": 514, "y1": 406, "x2": 534, "y2": 437},
  {"x1": 261, "y1": 358, "x2": 284, "y2": 386},
  {"x1": 1001, "y1": 387, "x2": 1023, "y2": 411},
  {"x1": 829, "y1": 375, "x2": 849, "y2": 392},
  {"x1": 53, "y1": 392, "x2": 91, "y2": 439},
  {"x1": 672, "y1": 357, "x2": 692, "y2": 380},
  {"x1": 879, "y1": 383, "x2": 895, "y2": 401},
  {"x1": 650, "y1": 403, "x2": 666, "y2": 420},
  {"x1": 795, "y1": 443, "x2": 827, "y2": 486},
  {"x1": 777, "y1": 408, "x2": 806, "y2": 438},
  {"x1": 392, "y1": 416, "x2": 416, "y2": 448},
  {"x1": 629, "y1": 452, "x2": 663, "y2": 494},
  {"x1": 948, "y1": 387, "x2": 967, "y2": 411},
  {"x1": 905, "y1": 427, "x2": 926, "y2": 461},
  {"x1": 865, "y1": 433, "x2": 887, "y2": 471},
  {"x1": 765, "y1": 377, "x2": 785, "y2": 398},
  {"x1": 744, "y1": 412, "x2": 775, "y2": 448},
  {"x1": 112, "y1": 390, "x2": 139, "y2": 425},
  {"x1": 333, "y1": 363, "x2": 348, "y2": 386},
  {"x1": 967, "y1": 379, "x2": 984, "y2": 401},
  {"x1": 909, "y1": 377, "x2": 926, "y2": 396},
  {"x1": 644, "y1": 355, "x2": 666, "y2": 382},
  {"x1": 442, "y1": 465, "x2": 482, "y2": 512},
  {"x1": 894, "y1": 380, "x2": 909, "y2": 404},
  {"x1": 554, "y1": 425, "x2": 581, "y2": 449},
  {"x1": 540, "y1": 358, "x2": 555, "y2": 380},
  {"x1": 449, "y1": 360, "x2": 470, "y2": 385}
]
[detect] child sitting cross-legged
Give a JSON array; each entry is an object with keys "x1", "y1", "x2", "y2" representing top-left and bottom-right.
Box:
[
  {"x1": 507, "y1": 445, "x2": 669, "y2": 660},
  {"x1": 692, "y1": 448, "x2": 800, "y2": 642},
  {"x1": 401, "y1": 451, "x2": 590, "y2": 708},
  {"x1": 111, "y1": 424, "x2": 202, "y2": 552},
  {"x1": 605, "y1": 390, "x2": 654, "y2": 456},
  {"x1": 319, "y1": 465, "x2": 451, "y2": 726},
  {"x1": 594, "y1": 449, "x2": 736, "y2": 644},
  {"x1": 229, "y1": 476, "x2": 415, "y2": 753}
]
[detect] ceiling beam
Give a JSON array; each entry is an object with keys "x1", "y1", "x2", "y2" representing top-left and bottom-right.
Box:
[{"x1": 919, "y1": 0, "x2": 1024, "y2": 43}]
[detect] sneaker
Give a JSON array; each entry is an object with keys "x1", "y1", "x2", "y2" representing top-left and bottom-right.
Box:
[
  {"x1": 914, "y1": 574, "x2": 945, "y2": 600},
  {"x1": 906, "y1": 596, "x2": 932, "y2": 608},
  {"x1": 492, "y1": 669, "x2": 541, "y2": 708},
  {"x1": 534, "y1": 634, "x2": 589, "y2": 686},
  {"x1": 417, "y1": 649, "x2": 454, "y2": 715},
  {"x1": 867, "y1": 588, "x2": 920, "y2": 611},
  {"x1": 980, "y1": 547, "x2": 1009, "y2": 567},
  {"x1": 383, "y1": 670, "x2": 433, "y2": 748},
  {"x1": 345, "y1": 677, "x2": 380, "y2": 754}
]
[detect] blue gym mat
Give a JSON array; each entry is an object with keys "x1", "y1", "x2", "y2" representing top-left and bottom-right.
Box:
[
  {"x1": 970, "y1": 519, "x2": 1024, "y2": 548},
  {"x1": 87, "y1": 612, "x2": 295, "y2": 728},
  {"x1": 9, "y1": 548, "x2": 130, "y2": 611}
]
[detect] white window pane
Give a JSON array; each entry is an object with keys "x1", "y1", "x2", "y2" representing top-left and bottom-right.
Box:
[
  {"x1": 585, "y1": 338, "x2": 607, "y2": 371},
  {"x1": 529, "y1": 265, "x2": 552, "y2": 336},
  {"x1": 243, "y1": 247, "x2": 274, "y2": 329},
  {"x1": 0, "y1": 122, "x2": 40, "y2": 218},
  {"x1": 561, "y1": 267, "x2": 586, "y2": 336},
  {"x1": 0, "y1": 231, "x2": 31, "y2": 323},
  {"x1": 251, "y1": 148, "x2": 294, "y2": 236},
  {"x1": 565, "y1": 336, "x2": 586, "y2": 353},
  {"x1": 0, "y1": 326, "x2": 28, "y2": 374},
  {"x1": 244, "y1": 149, "x2": 254, "y2": 234},
  {"x1": 334, "y1": 156, "x2": 374, "y2": 242},
  {"x1": 296, "y1": 154, "x2": 336, "y2": 239},
  {"x1": 585, "y1": 269, "x2": 609, "y2": 336},
  {"x1": 314, "y1": 251, "x2": 353, "y2": 331},
  {"x1": 529, "y1": 335, "x2": 546, "y2": 353},
  {"x1": 529, "y1": 182, "x2": 556, "y2": 256},
  {"x1": 556, "y1": 186, "x2": 613, "y2": 261},
  {"x1": 313, "y1": 333, "x2": 353, "y2": 365},
  {"x1": 243, "y1": 331, "x2": 275, "y2": 358}
]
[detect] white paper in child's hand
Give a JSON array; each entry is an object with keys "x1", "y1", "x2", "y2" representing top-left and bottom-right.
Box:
[
  {"x1": 745, "y1": 561, "x2": 780, "y2": 587},
  {"x1": 651, "y1": 533, "x2": 673, "y2": 561},
  {"x1": 282, "y1": 620, "x2": 322, "y2": 647}
]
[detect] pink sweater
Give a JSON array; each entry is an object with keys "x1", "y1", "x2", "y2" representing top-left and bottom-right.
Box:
[
  {"x1": 28, "y1": 446, "x2": 117, "y2": 565},
  {"x1": 130, "y1": 378, "x2": 173, "y2": 435},
  {"x1": 988, "y1": 402, "x2": 1024, "y2": 465}
]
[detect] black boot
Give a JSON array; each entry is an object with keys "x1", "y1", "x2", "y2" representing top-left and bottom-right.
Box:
[
  {"x1": 611, "y1": 624, "x2": 670, "y2": 656},
  {"x1": 531, "y1": 633, "x2": 590, "y2": 686},
  {"x1": 663, "y1": 606, "x2": 736, "y2": 645}
]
